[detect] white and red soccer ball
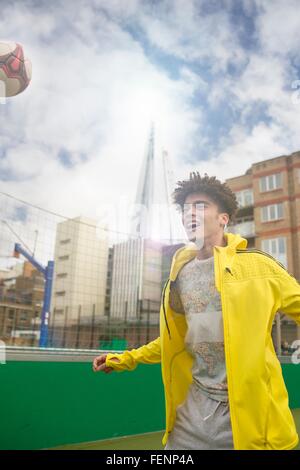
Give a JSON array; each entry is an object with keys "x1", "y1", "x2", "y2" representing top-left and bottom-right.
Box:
[{"x1": 0, "y1": 41, "x2": 32, "y2": 97}]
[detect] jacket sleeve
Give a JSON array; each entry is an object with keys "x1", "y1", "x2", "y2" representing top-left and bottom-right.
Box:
[
  {"x1": 104, "y1": 336, "x2": 161, "y2": 372},
  {"x1": 278, "y1": 269, "x2": 300, "y2": 325}
]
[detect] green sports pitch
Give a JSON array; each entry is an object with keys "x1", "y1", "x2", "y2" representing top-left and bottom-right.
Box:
[{"x1": 51, "y1": 409, "x2": 300, "y2": 450}]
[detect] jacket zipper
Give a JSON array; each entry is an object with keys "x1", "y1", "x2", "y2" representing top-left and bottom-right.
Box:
[
  {"x1": 218, "y1": 249, "x2": 239, "y2": 450},
  {"x1": 168, "y1": 347, "x2": 187, "y2": 434},
  {"x1": 162, "y1": 278, "x2": 171, "y2": 340}
]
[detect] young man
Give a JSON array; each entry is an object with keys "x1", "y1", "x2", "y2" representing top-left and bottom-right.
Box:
[{"x1": 93, "y1": 172, "x2": 300, "y2": 450}]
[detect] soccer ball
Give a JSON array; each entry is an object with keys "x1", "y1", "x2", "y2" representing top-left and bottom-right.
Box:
[{"x1": 0, "y1": 41, "x2": 32, "y2": 97}]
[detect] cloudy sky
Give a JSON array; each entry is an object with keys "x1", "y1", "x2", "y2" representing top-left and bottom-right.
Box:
[{"x1": 1, "y1": 0, "x2": 300, "y2": 261}]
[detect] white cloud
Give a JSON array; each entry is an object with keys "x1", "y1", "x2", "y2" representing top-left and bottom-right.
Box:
[
  {"x1": 1, "y1": 0, "x2": 300, "y2": 261},
  {"x1": 0, "y1": 0, "x2": 206, "y2": 253},
  {"x1": 137, "y1": 0, "x2": 247, "y2": 72},
  {"x1": 254, "y1": 0, "x2": 300, "y2": 57}
]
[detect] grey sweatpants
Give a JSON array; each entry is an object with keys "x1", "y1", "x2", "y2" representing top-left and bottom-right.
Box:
[{"x1": 164, "y1": 382, "x2": 234, "y2": 450}]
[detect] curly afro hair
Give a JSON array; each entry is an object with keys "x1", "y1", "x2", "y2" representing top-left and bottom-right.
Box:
[{"x1": 172, "y1": 171, "x2": 239, "y2": 223}]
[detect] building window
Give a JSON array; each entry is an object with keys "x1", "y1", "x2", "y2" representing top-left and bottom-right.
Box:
[
  {"x1": 57, "y1": 273, "x2": 68, "y2": 278},
  {"x1": 8, "y1": 309, "x2": 14, "y2": 319},
  {"x1": 60, "y1": 239, "x2": 71, "y2": 245},
  {"x1": 259, "y1": 173, "x2": 282, "y2": 192},
  {"x1": 261, "y1": 203, "x2": 283, "y2": 222},
  {"x1": 20, "y1": 311, "x2": 28, "y2": 321},
  {"x1": 58, "y1": 255, "x2": 69, "y2": 261},
  {"x1": 261, "y1": 237, "x2": 287, "y2": 268},
  {"x1": 236, "y1": 189, "x2": 254, "y2": 208},
  {"x1": 55, "y1": 291, "x2": 66, "y2": 297}
]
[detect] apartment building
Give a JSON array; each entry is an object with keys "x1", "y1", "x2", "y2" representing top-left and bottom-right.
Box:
[
  {"x1": 226, "y1": 150, "x2": 300, "y2": 351},
  {"x1": 50, "y1": 216, "x2": 109, "y2": 327}
]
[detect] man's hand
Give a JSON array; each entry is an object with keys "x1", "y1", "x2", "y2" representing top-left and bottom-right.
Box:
[{"x1": 93, "y1": 354, "x2": 121, "y2": 373}]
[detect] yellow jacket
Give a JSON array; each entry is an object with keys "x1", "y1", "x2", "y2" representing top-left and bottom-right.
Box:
[{"x1": 105, "y1": 232, "x2": 300, "y2": 450}]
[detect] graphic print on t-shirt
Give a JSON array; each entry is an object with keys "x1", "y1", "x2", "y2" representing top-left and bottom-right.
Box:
[{"x1": 170, "y1": 254, "x2": 228, "y2": 401}]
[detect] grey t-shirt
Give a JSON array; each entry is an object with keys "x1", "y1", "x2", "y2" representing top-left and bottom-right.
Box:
[{"x1": 169, "y1": 254, "x2": 228, "y2": 402}]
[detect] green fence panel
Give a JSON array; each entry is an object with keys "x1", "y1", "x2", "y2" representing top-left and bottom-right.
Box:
[
  {"x1": 0, "y1": 360, "x2": 299, "y2": 450},
  {"x1": 0, "y1": 360, "x2": 164, "y2": 450}
]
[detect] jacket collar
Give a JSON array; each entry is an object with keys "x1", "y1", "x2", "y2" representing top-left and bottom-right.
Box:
[{"x1": 169, "y1": 232, "x2": 248, "y2": 282}]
